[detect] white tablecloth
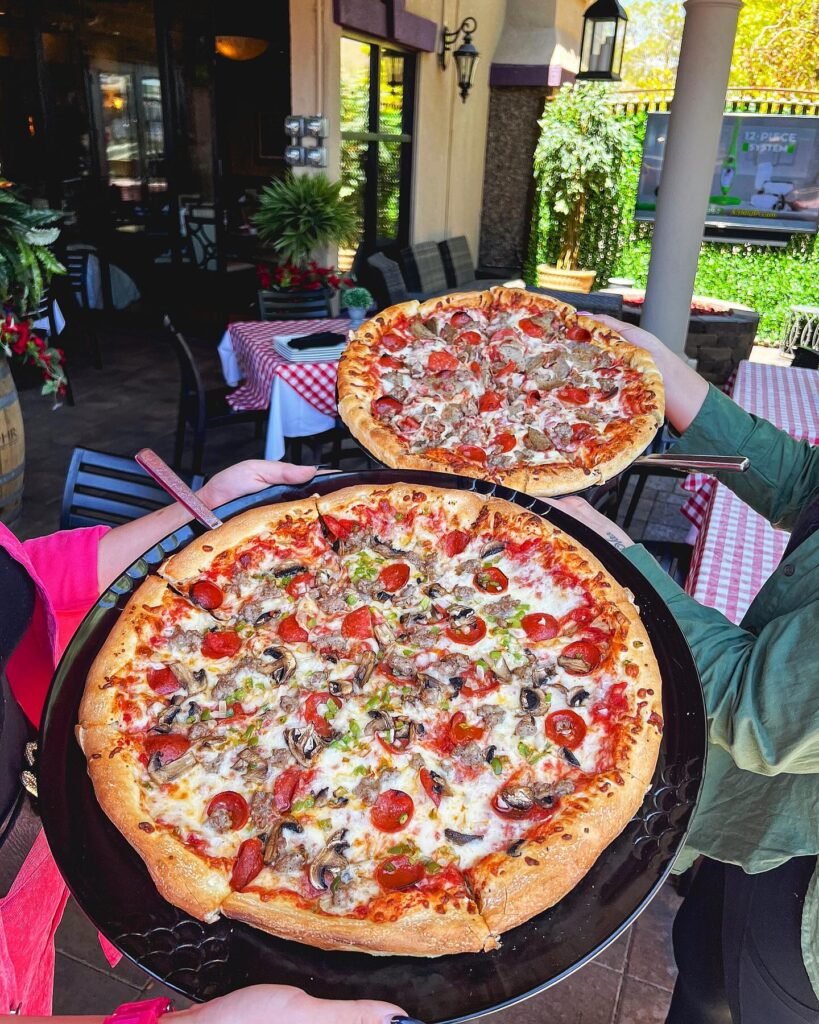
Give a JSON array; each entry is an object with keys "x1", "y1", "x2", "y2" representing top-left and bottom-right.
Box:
[{"x1": 218, "y1": 329, "x2": 335, "y2": 461}]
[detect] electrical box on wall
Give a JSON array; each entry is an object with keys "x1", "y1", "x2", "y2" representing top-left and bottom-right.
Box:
[{"x1": 283, "y1": 114, "x2": 328, "y2": 166}]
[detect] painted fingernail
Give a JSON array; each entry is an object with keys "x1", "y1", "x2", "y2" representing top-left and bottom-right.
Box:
[{"x1": 390, "y1": 1017, "x2": 428, "y2": 1024}]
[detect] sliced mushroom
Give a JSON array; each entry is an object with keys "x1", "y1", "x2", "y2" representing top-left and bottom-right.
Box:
[
  {"x1": 568, "y1": 687, "x2": 591, "y2": 707},
  {"x1": 262, "y1": 646, "x2": 297, "y2": 684},
  {"x1": 506, "y1": 838, "x2": 525, "y2": 857},
  {"x1": 353, "y1": 650, "x2": 376, "y2": 688},
  {"x1": 371, "y1": 538, "x2": 403, "y2": 558},
  {"x1": 532, "y1": 778, "x2": 575, "y2": 807},
  {"x1": 309, "y1": 829, "x2": 350, "y2": 890},
  {"x1": 152, "y1": 693, "x2": 185, "y2": 733},
  {"x1": 422, "y1": 582, "x2": 448, "y2": 599},
  {"x1": 519, "y1": 687, "x2": 549, "y2": 716},
  {"x1": 524, "y1": 427, "x2": 553, "y2": 452},
  {"x1": 498, "y1": 785, "x2": 534, "y2": 812},
  {"x1": 329, "y1": 675, "x2": 355, "y2": 698},
  {"x1": 373, "y1": 621, "x2": 395, "y2": 649},
  {"x1": 444, "y1": 828, "x2": 484, "y2": 846},
  {"x1": 273, "y1": 563, "x2": 308, "y2": 579},
  {"x1": 285, "y1": 724, "x2": 320, "y2": 767},
  {"x1": 494, "y1": 657, "x2": 512, "y2": 682},
  {"x1": 480, "y1": 541, "x2": 505, "y2": 559},
  {"x1": 170, "y1": 662, "x2": 207, "y2": 696},
  {"x1": 449, "y1": 606, "x2": 475, "y2": 622},
  {"x1": 449, "y1": 676, "x2": 465, "y2": 696},
  {"x1": 533, "y1": 666, "x2": 557, "y2": 688},
  {"x1": 562, "y1": 747, "x2": 581, "y2": 768},
  {"x1": 147, "y1": 748, "x2": 198, "y2": 784},
  {"x1": 418, "y1": 673, "x2": 444, "y2": 704},
  {"x1": 484, "y1": 744, "x2": 497, "y2": 764},
  {"x1": 364, "y1": 709, "x2": 394, "y2": 736},
  {"x1": 558, "y1": 652, "x2": 596, "y2": 674},
  {"x1": 411, "y1": 320, "x2": 438, "y2": 340},
  {"x1": 426, "y1": 769, "x2": 450, "y2": 800},
  {"x1": 514, "y1": 713, "x2": 536, "y2": 737},
  {"x1": 262, "y1": 816, "x2": 303, "y2": 865}
]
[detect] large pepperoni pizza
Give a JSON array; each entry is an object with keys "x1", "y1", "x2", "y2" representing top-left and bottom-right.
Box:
[{"x1": 78, "y1": 483, "x2": 663, "y2": 956}]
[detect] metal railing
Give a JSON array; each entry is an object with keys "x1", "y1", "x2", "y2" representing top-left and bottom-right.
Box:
[{"x1": 609, "y1": 87, "x2": 819, "y2": 116}]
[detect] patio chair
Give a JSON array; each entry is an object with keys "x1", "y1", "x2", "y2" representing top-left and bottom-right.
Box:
[
  {"x1": 400, "y1": 241, "x2": 448, "y2": 294},
  {"x1": 366, "y1": 252, "x2": 410, "y2": 307},
  {"x1": 50, "y1": 273, "x2": 103, "y2": 370},
  {"x1": 258, "y1": 289, "x2": 332, "y2": 320},
  {"x1": 163, "y1": 315, "x2": 266, "y2": 474},
  {"x1": 439, "y1": 236, "x2": 477, "y2": 288},
  {"x1": 182, "y1": 204, "x2": 255, "y2": 276},
  {"x1": 60, "y1": 447, "x2": 204, "y2": 530}
]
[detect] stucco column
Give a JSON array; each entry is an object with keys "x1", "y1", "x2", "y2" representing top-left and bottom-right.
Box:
[{"x1": 640, "y1": 0, "x2": 743, "y2": 355}]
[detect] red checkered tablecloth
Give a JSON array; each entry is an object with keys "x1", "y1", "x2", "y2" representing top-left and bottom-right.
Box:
[
  {"x1": 684, "y1": 361, "x2": 819, "y2": 623},
  {"x1": 225, "y1": 318, "x2": 349, "y2": 416}
]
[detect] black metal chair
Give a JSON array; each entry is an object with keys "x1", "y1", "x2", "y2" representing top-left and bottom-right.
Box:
[
  {"x1": 60, "y1": 447, "x2": 204, "y2": 530},
  {"x1": 257, "y1": 289, "x2": 333, "y2": 321},
  {"x1": 617, "y1": 423, "x2": 677, "y2": 531},
  {"x1": 163, "y1": 315, "x2": 266, "y2": 474},
  {"x1": 50, "y1": 273, "x2": 103, "y2": 370},
  {"x1": 286, "y1": 419, "x2": 374, "y2": 470},
  {"x1": 639, "y1": 540, "x2": 693, "y2": 588}
]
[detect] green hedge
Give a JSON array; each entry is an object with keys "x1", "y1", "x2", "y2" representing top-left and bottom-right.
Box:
[{"x1": 529, "y1": 110, "x2": 819, "y2": 343}]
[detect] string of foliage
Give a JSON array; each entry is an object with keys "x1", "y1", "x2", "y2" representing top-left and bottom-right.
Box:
[
  {"x1": 528, "y1": 105, "x2": 819, "y2": 342},
  {"x1": 0, "y1": 182, "x2": 64, "y2": 315}
]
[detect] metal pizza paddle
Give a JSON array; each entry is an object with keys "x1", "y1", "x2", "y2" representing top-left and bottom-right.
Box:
[{"x1": 135, "y1": 448, "x2": 224, "y2": 530}]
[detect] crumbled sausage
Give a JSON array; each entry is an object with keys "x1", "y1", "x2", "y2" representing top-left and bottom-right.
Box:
[
  {"x1": 249, "y1": 790, "x2": 276, "y2": 830},
  {"x1": 454, "y1": 741, "x2": 485, "y2": 767},
  {"x1": 478, "y1": 704, "x2": 505, "y2": 727}
]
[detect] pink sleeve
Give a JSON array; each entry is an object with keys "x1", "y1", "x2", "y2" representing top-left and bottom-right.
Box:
[{"x1": 22, "y1": 526, "x2": 110, "y2": 648}]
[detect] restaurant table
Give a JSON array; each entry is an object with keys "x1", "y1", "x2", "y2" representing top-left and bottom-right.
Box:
[
  {"x1": 683, "y1": 361, "x2": 819, "y2": 623},
  {"x1": 218, "y1": 318, "x2": 349, "y2": 461}
]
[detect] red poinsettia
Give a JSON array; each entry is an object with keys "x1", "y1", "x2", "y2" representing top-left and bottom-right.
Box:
[
  {"x1": 1, "y1": 313, "x2": 67, "y2": 405},
  {"x1": 256, "y1": 261, "x2": 349, "y2": 295}
]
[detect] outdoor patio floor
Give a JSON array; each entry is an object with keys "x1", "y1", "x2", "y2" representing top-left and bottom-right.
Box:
[{"x1": 22, "y1": 319, "x2": 692, "y2": 1021}]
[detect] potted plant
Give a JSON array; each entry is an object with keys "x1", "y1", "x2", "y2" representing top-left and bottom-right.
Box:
[
  {"x1": 0, "y1": 181, "x2": 66, "y2": 524},
  {"x1": 252, "y1": 172, "x2": 357, "y2": 310},
  {"x1": 532, "y1": 83, "x2": 638, "y2": 293},
  {"x1": 341, "y1": 285, "x2": 374, "y2": 326}
]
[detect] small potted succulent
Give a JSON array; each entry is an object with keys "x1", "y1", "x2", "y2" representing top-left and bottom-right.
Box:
[{"x1": 341, "y1": 285, "x2": 374, "y2": 326}]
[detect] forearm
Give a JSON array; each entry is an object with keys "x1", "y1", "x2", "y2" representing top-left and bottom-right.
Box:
[
  {"x1": 646, "y1": 343, "x2": 709, "y2": 434},
  {"x1": 7, "y1": 1018, "x2": 104, "y2": 1024}
]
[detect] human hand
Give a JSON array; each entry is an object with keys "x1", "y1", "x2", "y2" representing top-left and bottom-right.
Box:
[
  {"x1": 172, "y1": 983, "x2": 418, "y2": 1024},
  {"x1": 198, "y1": 460, "x2": 316, "y2": 509},
  {"x1": 593, "y1": 315, "x2": 667, "y2": 358},
  {"x1": 548, "y1": 496, "x2": 634, "y2": 552}
]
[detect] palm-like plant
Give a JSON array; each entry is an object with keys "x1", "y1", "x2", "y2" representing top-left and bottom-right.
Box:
[
  {"x1": 252, "y1": 172, "x2": 358, "y2": 267},
  {"x1": 0, "y1": 182, "x2": 64, "y2": 314}
]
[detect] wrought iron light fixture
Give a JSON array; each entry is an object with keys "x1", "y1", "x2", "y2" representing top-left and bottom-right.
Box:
[
  {"x1": 439, "y1": 17, "x2": 479, "y2": 102},
  {"x1": 576, "y1": 0, "x2": 628, "y2": 81},
  {"x1": 384, "y1": 50, "x2": 404, "y2": 94}
]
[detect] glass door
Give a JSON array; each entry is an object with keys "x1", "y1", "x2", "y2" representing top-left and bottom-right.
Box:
[{"x1": 340, "y1": 38, "x2": 416, "y2": 254}]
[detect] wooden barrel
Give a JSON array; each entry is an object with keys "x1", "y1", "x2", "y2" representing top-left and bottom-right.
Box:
[{"x1": 0, "y1": 357, "x2": 25, "y2": 526}]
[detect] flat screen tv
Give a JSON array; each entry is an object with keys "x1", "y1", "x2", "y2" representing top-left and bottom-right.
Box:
[{"x1": 635, "y1": 112, "x2": 819, "y2": 238}]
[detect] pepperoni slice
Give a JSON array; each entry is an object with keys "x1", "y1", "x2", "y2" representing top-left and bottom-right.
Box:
[
  {"x1": 494, "y1": 432, "x2": 516, "y2": 453},
  {"x1": 273, "y1": 766, "x2": 303, "y2": 812},
  {"x1": 556, "y1": 385, "x2": 590, "y2": 406},
  {"x1": 456, "y1": 444, "x2": 487, "y2": 466},
  {"x1": 286, "y1": 572, "x2": 313, "y2": 599},
  {"x1": 428, "y1": 350, "x2": 459, "y2": 373},
  {"x1": 371, "y1": 789, "x2": 414, "y2": 832},
  {"x1": 374, "y1": 395, "x2": 402, "y2": 418},
  {"x1": 322, "y1": 514, "x2": 357, "y2": 539},
  {"x1": 566, "y1": 324, "x2": 592, "y2": 341},
  {"x1": 378, "y1": 562, "x2": 410, "y2": 593},
  {"x1": 230, "y1": 837, "x2": 264, "y2": 890},
  {"x1": 494, "y1": 360, "x2": 517, "y2": 378},
  {"x1": 558, "y1": 639, "x2": 602, "y2": 674},
  {"x1": 441, "y1": 529, "x2": 470, "y2": 557},
  {"x1": 445, "y1": 616, "x2": 487, "y2": 645},
  {"x1": 478, "y1": 391, "x2": 502, "y2": 413},
  {"x1": 206, "y1": 791, "x2": 249, "y2": 830},
  {"x1": 450, "y1": 311, "x2": 473, "y2": 327},
  {"x1": 190, "y1": 580, "x2": 224, "y2": 610},
  {"x1": 459, "y1": 666, "x2": 499, "y2": 698},
  {"x1": 144, "y1": 733, "x2": 190, "y2": 764},
  {"x1": 382, "y1": 332, "x2": 407, "y2": 352},
  {"x1": 518, "y1": 317, "x2": 544, "y2": 337},
  {"x1": 545, "y1": 709, "x2": 588, "y2": 750},
  {"x1": 278, "y1": 613, "x2": 308, "y2": 644},
  {"x1": 375, "y1": 855, "x2": 425, "y2": 891},
  {"x1": 304, "y1": 691, "x2": 341, "y2": 739},
  {"x1": 342, "y1": 605, "x2": 373, "y2": 639},
  {"x1": 525, "y1": 390, "x2": 542, "y2": 408},
  {"x1": 459, "y1": 330, "x2": 482, "y2": 346},
  {"x1": 201, "y1": 630, "x2": 242, "y2": 659},
  {"x1": 521, "y1": 613, "x2": 559, "y2": 641},
  {"x1": 448, "y1": 711, "x2": 484, "y2": 745},
  {"x1": 378, "y1": 354, "x2": 404, "y2": 369},
  {"x1": 473, "y1": 567, "x2": 508, "y2": 594},
  {"x1": 146, "y1": 666, "x2": 179, "y2": 695}
]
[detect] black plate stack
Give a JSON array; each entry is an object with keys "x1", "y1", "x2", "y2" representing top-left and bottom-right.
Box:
[{"x1": 39, "y1": 470, "x2": 705, "y2": 1023}]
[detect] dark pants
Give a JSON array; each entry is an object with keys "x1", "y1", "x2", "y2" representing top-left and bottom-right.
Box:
[{"x1": 667, "y1": 856, "x2": 819, "y2": 1024}]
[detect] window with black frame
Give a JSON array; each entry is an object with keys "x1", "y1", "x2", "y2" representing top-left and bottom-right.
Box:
[{"x1": 340, "y1": 38, "x2": 415, "y2": 255}]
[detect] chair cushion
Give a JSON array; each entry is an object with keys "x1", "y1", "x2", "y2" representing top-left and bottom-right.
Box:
[
  {"x1": 439, "y1": 236, "x2": 475, "y2": 287},
  {"x1": 401, "y1": 242, "x2": 448, "y2": 294},
  {"x1": 366, "y1": 253, "x2": 409, "y2": 305}
]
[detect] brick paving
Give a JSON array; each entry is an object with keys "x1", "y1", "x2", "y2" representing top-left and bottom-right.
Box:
[{"x1": 16, "y1": 317, "x2": 694, "y2": 1020}]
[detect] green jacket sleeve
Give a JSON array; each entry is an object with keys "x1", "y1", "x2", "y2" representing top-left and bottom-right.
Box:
[
  {"x1": 672, "y1": 384, "x2": 819, "y2": 530},
  {"x1": 624, "y1": 544, "x2": 819, "y2": 777}
]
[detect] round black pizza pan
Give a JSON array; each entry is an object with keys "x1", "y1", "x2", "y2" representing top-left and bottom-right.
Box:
[{"x1": 39, "y1": 469, "x2": 705, "y2": 1023}]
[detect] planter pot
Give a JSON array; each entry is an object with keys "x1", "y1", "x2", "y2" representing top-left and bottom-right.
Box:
[
  {"x1": 537, "y1": 264, "x2": 597, "y2": 294},
  {"x1": 0, "y1": 357, "x2": 25, "y2": 526},
  {"x1": 347, "y1": 307, "x2": 367, "y2": 326}
]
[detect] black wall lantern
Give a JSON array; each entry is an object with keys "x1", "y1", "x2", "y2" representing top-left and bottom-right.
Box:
[
  {"x1": 577, "y1": 0, "x2": 628, "y2": 81},
  {"x1": 384, "y1": 50, "x2": 405, "y2": 94},
  {"x1": 439, "y1": 17, "x2": 479, "y2": 102}
]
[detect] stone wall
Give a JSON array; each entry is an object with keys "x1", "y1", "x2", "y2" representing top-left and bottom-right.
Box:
[{"x1": 478, "y1": 85, "x2": 548, "y2": 277}]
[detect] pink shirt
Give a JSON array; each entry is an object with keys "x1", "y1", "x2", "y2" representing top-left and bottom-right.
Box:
[{"x1": 0, "y1": 521, "x2": 111, "y2": 1015}]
